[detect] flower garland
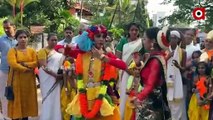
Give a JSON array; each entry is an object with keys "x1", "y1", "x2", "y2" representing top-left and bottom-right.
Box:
[{"x1": 76, "y1": 53, "x2": 112, "y2": 119}]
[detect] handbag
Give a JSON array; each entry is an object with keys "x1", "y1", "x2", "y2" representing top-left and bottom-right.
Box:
[{"x1": 4, "y1": 48, "x2": 17, "y2": 100}]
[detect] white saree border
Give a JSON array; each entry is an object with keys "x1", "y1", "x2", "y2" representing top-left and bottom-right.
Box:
[{"x1": 119, "y1": 38, "x2": 142, "y2": 120}]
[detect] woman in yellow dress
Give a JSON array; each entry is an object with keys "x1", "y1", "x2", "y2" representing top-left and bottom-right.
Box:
[
  {"x1": 7, "y1": 30, "x2": 38, "y2": 120},
  {"x1": 66, "y1": 25, "x2": 127, "y2": 120}
]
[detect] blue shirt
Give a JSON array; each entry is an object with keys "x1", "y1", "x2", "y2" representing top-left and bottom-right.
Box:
[{"x1": 0, "y1": 35, "x2": 17, "y2": 73}]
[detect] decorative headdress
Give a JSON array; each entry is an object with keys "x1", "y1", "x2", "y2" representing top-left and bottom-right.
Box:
[
  {"x1": 76, "y1": 25, "x2": 108, "y2": 52},
  {"x1": 157, "y1": 26, "x2": 170, "y2": 50}
]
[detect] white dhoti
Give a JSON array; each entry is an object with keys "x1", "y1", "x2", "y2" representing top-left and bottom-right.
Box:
[{"x1": 167, "y1": 46, "x2": 184, "y2": 120}]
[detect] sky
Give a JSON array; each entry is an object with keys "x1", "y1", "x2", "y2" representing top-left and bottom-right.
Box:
[{"x1": 146, "y1": 0, "x2": 177, "y2": 18}]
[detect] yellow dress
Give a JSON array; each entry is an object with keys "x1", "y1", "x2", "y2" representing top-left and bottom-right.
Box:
[
  {"x1": 188, "y1": 94, "x2": 209, "y2": 120},
  {"x1": 7, "y1": 47, "x2": 38, "y2": 119},
  {"x1": 37, "y1": 48, "x2": 51, "y2": 61},
  {"x1": 66, "y1": 53, "x2": 120, "y2": 120},
  {"x1": 61, "y1": 79, "x2": 76, "y2": 120}
]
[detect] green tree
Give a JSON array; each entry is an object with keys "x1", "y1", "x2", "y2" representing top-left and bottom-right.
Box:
[
  {"x1": 0, "y1": 17, "x2": 7, "y2": 36},
  {"x1": 22, "y1": 0, "x2": 80, "y2": 34},
  {"x1": 5, "y1": 0, "x2": 16, "y2": 17},
  {"x1": 0, "y1": 1, "x2": 12, "y2": 17},
  {"x1": 162, "y1": 0, "x2": 213, "y2": 31},
  {"x1": 4, "y1": 0, "x2": 39, "y2": 26}
]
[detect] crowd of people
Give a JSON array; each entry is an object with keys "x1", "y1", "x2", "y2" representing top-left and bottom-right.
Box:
[{"x1": 0, "y1": 19, "x2": 213, "y2": 120}]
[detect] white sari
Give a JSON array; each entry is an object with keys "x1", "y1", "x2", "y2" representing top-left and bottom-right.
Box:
[
  {"x1": 119, "y1": 38, "x2": 142, "y2": 120},
  {"x1": 39, "y1": 50, "x2": 65, "y2": 120}
]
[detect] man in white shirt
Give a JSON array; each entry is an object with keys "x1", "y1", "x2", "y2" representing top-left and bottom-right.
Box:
[
  {"x1": 185, "y1": 29, "x2": 200, "y2": 61},
  {"x1": 57, "y1": 26, "x2": 76, "y2": 46}
]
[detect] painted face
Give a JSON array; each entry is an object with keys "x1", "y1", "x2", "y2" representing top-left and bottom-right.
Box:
[
  {"x1": 17, "y1": 33, "x2": 28, "y2": 46},
  {"x1": 143, "y1": 32, "x2": 153, "y2": 51},
  {"x1": 48, "y1": 35, "x2": 58, "y2": 48},
  {"x1": 129, "y1": 25, "x2": 139, "y2": 40},
  {"x1": 94, "y1": 33, "x2": 106, "y2": 49},
  {"x1": 3, "y1": 22, "x2": 15, "y2": 37}
]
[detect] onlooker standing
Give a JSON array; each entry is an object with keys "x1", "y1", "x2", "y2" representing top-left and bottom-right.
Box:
[
  {"x1": 7, "y1": 30, "x2": 38, "y2": 120},
  {"x1": 200, "y1": 30, "x2": 213, "y2": 62},
  {"x1": 184, "y1": 29, "x2": 200, "y2": 62},
  {"x1": 57, "y1": 26, "x2": 75, "y2": 46},
  {"x1": 183, "y1": 29, "x2": 201, "y2": 119},
  {"x1": 0, "y1": 19, "x2": 17, "y2": 119},
  {"x1": 166, "y1": 30, "x2": 186, "y2": 120},
  {"x1": 38, "y1": 33, "x2": 64, "y2": 120},
  {"x1": 115, "y1": 23, "x2": 143, "y2": 119}
]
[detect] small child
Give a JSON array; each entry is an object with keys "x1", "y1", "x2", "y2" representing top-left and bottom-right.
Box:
[
  {"x1": 124, "y1": 52, "x2": 143, "y2": 120},
  {"x1": 188, "y1": 61, "x2": 210, "y2": 120}
]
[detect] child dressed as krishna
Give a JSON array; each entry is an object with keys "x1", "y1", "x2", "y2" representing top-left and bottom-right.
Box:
[{"x1": 64, "y1": 25, "x2": 127, "y2": 120}]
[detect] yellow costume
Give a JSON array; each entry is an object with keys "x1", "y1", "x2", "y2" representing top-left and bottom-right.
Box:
[
  {"x1": 188, "y1": 76, "x2": 209, "y2": 120},
  {"x1": 188, "y1": 94, "x2": 209, "y2": 120},
  {"x1": 66, "y1": 53, "x2": 120, "y2": 120},
  {"x1": 124, "y1": 61, "x2": 143, "y2": 120},
  {"x1": 61, "y1": 73, "x2": 77, "y2": 120},
  {"x1": 7, "y1": 47, "x2": 38, "y2": 119},
  {"x1": 37, "y1": 48, "x2": 51, "y2": 60}
]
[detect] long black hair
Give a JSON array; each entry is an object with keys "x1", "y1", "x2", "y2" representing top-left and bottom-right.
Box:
[{"x1": 145, "y1": 27, "x2": 161, "y2": 50}]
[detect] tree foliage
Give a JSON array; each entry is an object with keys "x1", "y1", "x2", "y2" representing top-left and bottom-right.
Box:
[
  {"x1": 0, "y1": 17, "x2": 7, "y2": 36},
  {"x1": 162, "y1": 0, "x2": 213, "y2": 31}
]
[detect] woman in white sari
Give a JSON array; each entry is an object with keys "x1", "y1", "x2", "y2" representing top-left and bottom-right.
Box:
[
  {"x1": 115, "y1": 23, "x2": 143, "y2": 119},
  {"x1": 37, "y1": 33, "x2": 65, "y2": 120}
]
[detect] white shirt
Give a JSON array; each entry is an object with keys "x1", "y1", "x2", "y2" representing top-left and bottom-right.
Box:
[
  {"x1": 185, "y1": 42, "x2": 200, "y2": 61},
  {"x1": 57, "y1": 36, "x2": 78, "y2": 46}
]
